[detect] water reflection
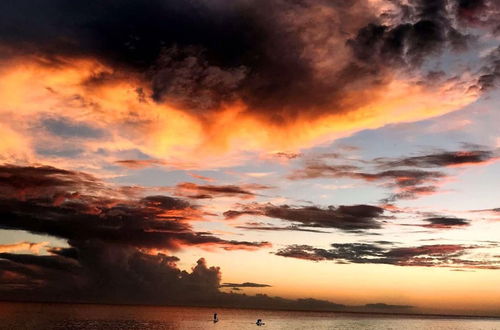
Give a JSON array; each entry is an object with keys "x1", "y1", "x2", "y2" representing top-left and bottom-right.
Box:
[{"x1": 1, "y1": 302, "x2": 499, "y2": 330}]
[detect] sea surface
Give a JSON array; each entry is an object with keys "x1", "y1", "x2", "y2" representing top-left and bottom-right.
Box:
[{"x1": 0, "y1": 302, "x2": 499, "y2": 330}]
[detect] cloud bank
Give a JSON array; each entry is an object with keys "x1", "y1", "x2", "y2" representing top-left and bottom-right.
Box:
[{"x1": 0, "y1": 0, "x2": 491, "y2": 165}]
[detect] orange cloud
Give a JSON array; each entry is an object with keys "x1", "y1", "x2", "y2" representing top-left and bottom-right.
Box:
[
  {"x1": 0, "y1": 56, "x2": 479, "y2": 169},
  {"x1": 0, "y1": 123, "x2": 32, "y2": 163},
  {"x1": 0, "y1": 241, "x2": 48, "y2": 254}
]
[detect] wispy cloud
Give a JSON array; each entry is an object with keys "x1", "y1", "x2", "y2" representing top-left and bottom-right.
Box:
[
  {"x1": 289, "y1": 147, "x2": 499, "y2": 203},
  {"x1": 174, "y1": 182, "x2": 273, "y2": 199}
]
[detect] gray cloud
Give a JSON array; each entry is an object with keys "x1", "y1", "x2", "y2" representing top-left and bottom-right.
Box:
[
  {"x1": 275, "y1": 242, "x2": 500, "y2": 269},
  {"x1": 0, "y1": 165, "x2": 270, "y2": 251},
  {"x1": 41, "y1": 116, "x2": 106, "y2": 139},
  {"x1": 289, "y1": 147, "x2": 499, "y2": 203},
  {"x1": 375, "y1": 149, "x2": 499, "y2": 169},
  {"x1": 422, "y1": 217, "x2": 470, "y2": 229},
  {"x1": 224, "y1": 203, "x2": 384, "y2": 231}
]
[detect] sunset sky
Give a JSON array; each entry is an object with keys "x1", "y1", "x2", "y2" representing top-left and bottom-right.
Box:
[{"x1": 0, "y1": 0, "x2": 499, "y2": 317}]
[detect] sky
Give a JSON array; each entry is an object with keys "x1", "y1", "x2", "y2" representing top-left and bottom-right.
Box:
[{"x1": 0, "y1": 0, "x2": 499, "y2": 317}]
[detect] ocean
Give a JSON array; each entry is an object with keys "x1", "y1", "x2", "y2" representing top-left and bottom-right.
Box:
[{"x1": 0, "y1": 302, "x2": 498, "y2": 330}]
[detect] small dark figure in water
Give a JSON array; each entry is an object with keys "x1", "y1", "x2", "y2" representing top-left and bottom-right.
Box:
[
  {"x1": 256, "y1": 319, "x2": 263, "y2": 326},
  {"x1": 213, "y1": 313, "x2": 218, "y2": 323}
]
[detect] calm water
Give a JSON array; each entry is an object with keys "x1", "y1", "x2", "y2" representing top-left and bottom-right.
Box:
[{"x1": 0, "y1": 302, "x2": 499, "y2": 330}]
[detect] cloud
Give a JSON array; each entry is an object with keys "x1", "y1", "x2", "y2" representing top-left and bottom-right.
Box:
[
  {"x1": 224, "y1": 203, "x2": 384, "y2": 231},
  {"x1": 0, "y1": 164, "x2": 270, "y2": 251},
  {"x1": 220, "y1": 282, "x2": 271, "y2": 288},
  {"x1": 289, "y1": 160, "x2": 446, "y2": 185},
  {"x1": 0, "y1": 240, "x2": 352, "y2": 311},
  {"x1": 0, "y1": 164, "x2": 101, "y2": 200},
  {"x1": 478, "y1": 45, "x2": 500, "y2": 91},
  {"x1": 288, "y1": 163, "x2": 362, "y2": 180},
  {"x1": 174, "y1": 182, "x2": 273, "y2": 199},
  {"x1": 289, "y1": 160, "x2": 445, "y2": 202},
  {"x1": 289, "y1": 147, "x2": 499, "y2": 203},
  {"x1": 468, "y1": 207, "x2": 500, "y2": 220},
  {"x1": 188, "y1": 173, "x2": 215, "y2": 182},
  {"x1": 0, "y1": 242, "x2": 48, "y2": 254},
  {"x1": 0, "y1": 252, "x2": 81, "y2": 274},
  {"x1": 0, "y1": 0, "x2": 485, "y2": 165},
  {"x1": 41, "y1": 116, "x2": 105, "y2": 139},
  {"x1": 275, "y1": 243, "x2": 500, "y2": 269},
  {"x1": 0, "y1": 243, "x2": 221, "y2": 305},
  {"x1": 274, "y1": 152, "x2": 302, "y2": 160},
  {"x1": 454, "y1": 0, "x2": 500, "y2": 38},
  {"x1": 114, "y1": 159, "x2": 168, "y2": 169},
  {"x1": 476, "y1": 208, "x2": 500, "y2": 215},
  {"x1": 0, "y1": 0, "x2": 379, "y2": 116},
  {"x1": 375, "y1": 149, "x2": 499, "y2": 169},
  {"x1": 365, "y1": 148, "x2": 499, "y2": 201},
  {"x1": 0, "y1": 123, "x2": 33, "y2": 163},
  {"x1": 422, "y1": 217, "x2": 470, "y2": 229},
  {"x1": 235, "y1": 222, "x2": 330, "y2": 233},
  {"x1": 347, "y1": 0, "x2": 471, "y2": 68}
]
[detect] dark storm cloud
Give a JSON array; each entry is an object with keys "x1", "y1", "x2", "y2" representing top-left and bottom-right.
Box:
[
  {"x1": 0, "y1": 0, "x2": 366, "y2": 118},
  {"x1": 220, "y1": 282, "x2": 271, "y2": 288},
  {"x1": 1, "y1": 0, "x2": 493, "y2": 121},
  {"x1": 0, "y1": 240, "x2": 352, "y2": 310},
  {"x1": 455, "y1": 0, "x2": 488, "y2": 20},
  {"x1": 0, "y1": 196, "x2": 270, "y2": 251},
  {"x1": 275, "y1": 243, "x2": 500, "y2": 269},
  {"x1": 347, "y1": 0, "x2": 471, "y2": 68},
  {"x1": 422, "y1": 217, "x2": 470, "y2": 229},
  {"x1": 0, "y1": 243, "x2": 222, "y2": 305},
  {"x1": 174, "y1": 182, "x2": 272, "y2": 199},
  {"x1": 0, "y1": 0, "x2": 253, "y2": 69},
  {"x1": 0, "y1": 252, "x2": 80, "y2": 273},
  {"x1": 150, "y1": 47, "x2": 247, "y2": 111},
  {"x1": 0, "y1": 164, "x2": 101, "y2": 200},
  {"x1": 0, "y1": 164, "x2": 270, "y2": 251},
  {"x1": 224, "y1": 203, "x2": 384, "y2": 231},
  {"x1": 0, "y1": 164, "x2": 310, "y2": 307},
  {"x1": 454, "y1": 0, "x2": 500, "y2": 27}
]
